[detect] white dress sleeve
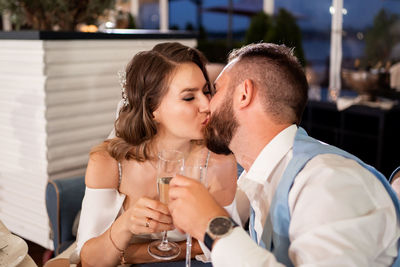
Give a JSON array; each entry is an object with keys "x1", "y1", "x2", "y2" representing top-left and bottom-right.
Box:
[{"x1": 72, "y1": 187, "x2": 126, "y2": 259}]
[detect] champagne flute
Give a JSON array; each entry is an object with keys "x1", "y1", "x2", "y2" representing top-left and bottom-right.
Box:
[
  {"x1": 148, "y1": 150, "x2": 184, "y2": 260},
  {"x1": 183, "y1": 155, "x2": 208, "y2": 267}
]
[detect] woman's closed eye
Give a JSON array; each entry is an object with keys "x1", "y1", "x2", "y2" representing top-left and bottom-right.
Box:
[
  {"x1": 181, "y1": 84, "x2": 210, "y2": 101},
  {"x1": 183, "y1": 95, "x2": 195, "y2": 101}
]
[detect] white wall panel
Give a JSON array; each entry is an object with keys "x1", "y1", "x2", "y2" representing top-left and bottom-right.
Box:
[{"x1": 0, "y1": 37, "x2": 196, "y2": 249}]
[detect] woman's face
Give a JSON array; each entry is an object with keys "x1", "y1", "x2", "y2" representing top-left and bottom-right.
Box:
[{"x1": 153, "y1": 62, "x2": 211, "y2": 141}]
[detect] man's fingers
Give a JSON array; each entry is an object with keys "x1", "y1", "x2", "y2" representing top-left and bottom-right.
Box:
[
  {"x1": 168, "y1": 185, "x2": 194, "y2": 202},
  {"x1": 170, "y1": 174, "x2": 198, "y2": 187}
]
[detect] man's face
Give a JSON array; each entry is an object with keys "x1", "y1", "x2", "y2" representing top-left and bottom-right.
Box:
[{"x1": 203, "y1": 66, "x2": 239, "y2": 155}]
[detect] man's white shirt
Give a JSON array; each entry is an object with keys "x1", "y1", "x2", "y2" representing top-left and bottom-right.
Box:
[{"x1": 212, "y1": 125, "x2": 400, "y2": 266}]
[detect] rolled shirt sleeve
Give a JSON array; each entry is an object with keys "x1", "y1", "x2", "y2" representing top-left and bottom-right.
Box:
[{"x1": 211, "y1": 227, "x2": 285, "y2": 267}]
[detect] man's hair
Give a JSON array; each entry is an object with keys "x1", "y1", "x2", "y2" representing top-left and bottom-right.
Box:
[{"x1": 228, "y1": 43, "x2": 308, "y2": 125}]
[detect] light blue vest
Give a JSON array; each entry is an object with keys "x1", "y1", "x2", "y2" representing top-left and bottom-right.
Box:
[{"x1": 250, "y1": 127, "x2": 400, "y2": 266}]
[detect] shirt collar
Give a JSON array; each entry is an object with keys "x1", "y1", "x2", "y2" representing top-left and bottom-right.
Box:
[{"x1": 243, "y1": 124, "x2": 297, "y2": 184}]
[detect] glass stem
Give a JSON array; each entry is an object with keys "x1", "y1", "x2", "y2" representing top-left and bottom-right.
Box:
[
  {"x1": 186, "y1": 234, "x2": 192, "y2": 267},
  {"x1": 161, "y1": 230, "x2": 169, "y2": 246}
]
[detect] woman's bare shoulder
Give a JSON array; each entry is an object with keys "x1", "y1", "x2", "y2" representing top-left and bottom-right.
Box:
[{"x1": 85, "y1": 150, "x2": 120, "y2": 189}]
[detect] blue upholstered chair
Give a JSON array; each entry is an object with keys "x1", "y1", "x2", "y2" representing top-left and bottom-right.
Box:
[{"x1": 46, "y1": 176, "x2": 85, "y2": 256}]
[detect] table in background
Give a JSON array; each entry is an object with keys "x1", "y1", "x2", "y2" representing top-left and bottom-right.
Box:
[{"x1": 301, "y1": 99, "x2": 400, "y2": 177}]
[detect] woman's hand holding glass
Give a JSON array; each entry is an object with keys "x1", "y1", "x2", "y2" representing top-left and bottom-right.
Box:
[
  {"x1": 124, "y1": 197, "x2": 174, "y2": 235},
  {"x1": 148, "y1": 150, "x2": 184, "y2": 260}
]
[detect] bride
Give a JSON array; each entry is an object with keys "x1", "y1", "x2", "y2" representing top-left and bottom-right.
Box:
[{"x1": 75, "y1": 42, "x2": 237, "y2": 266}]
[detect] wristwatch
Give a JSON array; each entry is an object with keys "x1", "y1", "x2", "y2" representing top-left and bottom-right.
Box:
[{"x1": 204, "y1": 216, "x2": 238, "y2": 250}]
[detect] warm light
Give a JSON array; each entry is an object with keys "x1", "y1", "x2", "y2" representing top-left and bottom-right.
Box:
[
  {"x1": 357, "y1": 32, "x2": 364, "y2": 40},
  {"x1": 80, "y1": 25, "x2": 98, "y2": 32}
]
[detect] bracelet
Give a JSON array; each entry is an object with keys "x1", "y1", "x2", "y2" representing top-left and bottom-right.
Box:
[{"x1": 109, "y1": 223, "x2": 127, "y2": 264}]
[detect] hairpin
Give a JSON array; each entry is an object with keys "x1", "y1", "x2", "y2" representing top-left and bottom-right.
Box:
[{"x1": 118, "y1": 70, "x2": 129, "y2": 107}]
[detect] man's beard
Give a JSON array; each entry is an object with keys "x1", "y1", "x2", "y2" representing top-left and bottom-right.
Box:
[{"x1": 204, "y1": 96, "x2": 238, "y2": 155}]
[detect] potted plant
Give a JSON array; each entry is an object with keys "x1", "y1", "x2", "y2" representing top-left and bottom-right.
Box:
[
  {"x1": 363, "y1": 8, "x2": 399, "y2": 70},
  {"x1": 0, "y1": 0, "x2": 115, "y2": 31},
  {"x1": 244, "y1": 9, "x2": 306, "y2": 66}
]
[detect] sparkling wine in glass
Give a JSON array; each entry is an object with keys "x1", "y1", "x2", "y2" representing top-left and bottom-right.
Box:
[{"x1": 148, "y1": 150, "x2": 184, "y2": 260}]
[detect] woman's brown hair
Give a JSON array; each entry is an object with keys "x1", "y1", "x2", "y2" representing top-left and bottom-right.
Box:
[{"x1": 92, "y1": 42, "x2": 210, "y2": 162}]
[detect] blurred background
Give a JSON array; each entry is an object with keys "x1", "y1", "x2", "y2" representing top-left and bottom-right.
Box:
[{"x1": 1, "y1": 0, "x2": 400, "y2": 86}]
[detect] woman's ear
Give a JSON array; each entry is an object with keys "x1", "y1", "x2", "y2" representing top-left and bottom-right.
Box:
[
  {"x1": 152, "y1": 109, "x2": 158, "y2": 122},
  {"x1": 237, "y1": 79, "x2": 254, "y2": 109}
]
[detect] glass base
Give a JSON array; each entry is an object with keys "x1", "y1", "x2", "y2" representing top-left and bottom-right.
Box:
[{"x1": 148, "y1": 240, "x2": 181, "y2": 260}]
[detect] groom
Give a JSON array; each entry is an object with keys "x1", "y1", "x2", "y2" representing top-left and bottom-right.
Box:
[{"x1": 168, "y1": 43, "x2": 400, "y2": 266}]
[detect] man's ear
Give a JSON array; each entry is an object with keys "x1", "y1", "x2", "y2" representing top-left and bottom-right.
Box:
[{"x1": 237, "y1": 79, "x2": 254, "y2": 109}]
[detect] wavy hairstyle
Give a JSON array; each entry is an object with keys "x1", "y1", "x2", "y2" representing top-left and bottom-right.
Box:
[{"x1": 92, "y1": 42, "x2": 210, "y2": 162}]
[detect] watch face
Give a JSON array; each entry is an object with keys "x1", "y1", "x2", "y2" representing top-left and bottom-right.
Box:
[{"x1": 209, "y1": 217, "x2": 232, "y2": 235}]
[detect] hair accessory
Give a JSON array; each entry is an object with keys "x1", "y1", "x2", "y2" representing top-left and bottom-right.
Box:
[{"x1": 118, "y1": 70, "x2": 129, "y2": 107}]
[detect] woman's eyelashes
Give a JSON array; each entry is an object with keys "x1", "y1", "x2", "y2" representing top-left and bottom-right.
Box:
[
  {"x1": 183, "y1": 95, "x2": 195, "y2": 101},
  {"x1": 182, "y1": 89, "x2": 211, "y2": 101},
  {"x1": 181, "y1": 82, "x2": 212, "y2": 102}
]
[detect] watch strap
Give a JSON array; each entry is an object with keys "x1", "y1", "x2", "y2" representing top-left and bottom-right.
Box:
[{"x1": 204, "y1": 230, "x2": 214, "y2": 251}]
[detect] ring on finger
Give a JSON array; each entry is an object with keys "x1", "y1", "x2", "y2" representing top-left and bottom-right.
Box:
[{"x1": 145, "y1": 217, "x2": 151, "y2": 228}]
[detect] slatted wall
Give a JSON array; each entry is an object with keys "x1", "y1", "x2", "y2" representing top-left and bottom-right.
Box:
[{"x1": 0, "y1": 38, "x2": 196, "y2": 249}]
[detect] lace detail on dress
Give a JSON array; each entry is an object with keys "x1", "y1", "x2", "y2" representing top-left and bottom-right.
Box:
[
  {"x1": 201, "y1": 150, "x2": 211, "y2": 181},
  {"x1": 205, "y1": 150, "x2": 211, "y2": 167},
  {"x1": 118, "y1": 162, "x2": 122, "y2": 190}
]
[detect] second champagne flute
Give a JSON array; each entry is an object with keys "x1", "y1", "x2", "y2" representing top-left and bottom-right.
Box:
[
  {"x1": 148, "y1": 150, "x2": 184, "y2": 260},
  {"x1": 183, "y1": 155, "x2": 209, "y2": 267}
]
